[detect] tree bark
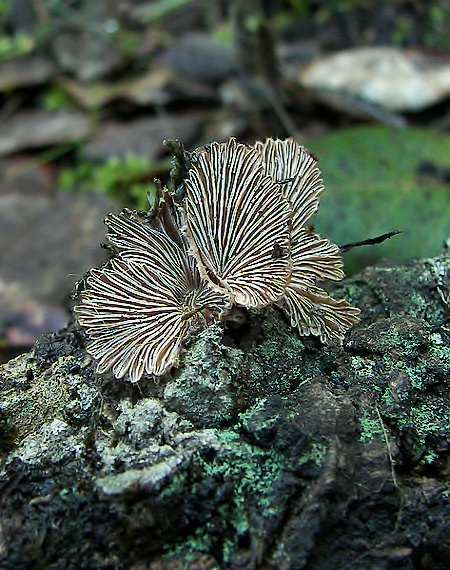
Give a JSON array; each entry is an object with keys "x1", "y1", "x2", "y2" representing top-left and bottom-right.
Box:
[{"x1": 1, "y1": 255, "x2": 450, "y2": 569}]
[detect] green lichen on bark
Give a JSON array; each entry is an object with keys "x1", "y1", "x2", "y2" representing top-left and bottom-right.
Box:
[{"x1": 1, "y1": 255, "x2": 450, "y2": 569}]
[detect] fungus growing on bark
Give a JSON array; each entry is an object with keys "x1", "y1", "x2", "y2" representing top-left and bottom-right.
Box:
[
  {"x1": 253, "y1": 138, "x2": 360, "y2": 342},
  {"x1": 75, "y1": 137, "x2": 359, "y2": 382},
  {"x1": 184, "y1": 139, "x2": 292, "y2": 308},
  {"x1": 75, "y1": 206, "x2": 230, "y2": 382}
]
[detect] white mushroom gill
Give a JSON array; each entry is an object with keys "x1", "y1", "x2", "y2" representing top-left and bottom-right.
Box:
[
  {"x1": 184, "y1": 139, "x2": 292, "y2": 309},
  {"x1": 75, "y1": 137, "x2": 360, "y2": 382}
]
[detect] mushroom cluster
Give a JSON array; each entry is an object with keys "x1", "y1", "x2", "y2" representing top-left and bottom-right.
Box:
[{"x1": 75, "y1": 138, "x2": 360, "y2": 382}]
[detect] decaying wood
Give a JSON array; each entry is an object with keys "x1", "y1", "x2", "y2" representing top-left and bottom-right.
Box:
[{"x1": 1, "y1": 255, "x2": 450, "y2": 569}]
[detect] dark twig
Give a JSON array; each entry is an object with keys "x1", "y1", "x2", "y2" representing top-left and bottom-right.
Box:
[{"x1": 339, "y1": 230, "x2": 401, "y2": 253}]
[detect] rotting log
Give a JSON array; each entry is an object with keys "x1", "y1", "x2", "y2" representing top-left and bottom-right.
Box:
[{"x1": 1, "y1": 256, "x2": 450, "y2": 570}]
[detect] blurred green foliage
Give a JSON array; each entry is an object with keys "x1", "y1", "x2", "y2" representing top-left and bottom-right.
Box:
[
  {"x1": 308, "y1": 125, "x2": 450, "y2": 274},
  {"x1": 284, "y1": 0, "x2": 450, "y2": 51},
  {"x1": 40, "y1": 85, "x2": 76, "y2": 110},
  {"x1": 59, "y1": 154, "x2": 169, "y2": 209},
  {"x1": 1, "y1": 0, "x2": 450, "y2": 59},
  {"x1": 132, "y1": 0, "x2": 195, "y2": 23},
  {"x1": 0, "y1": 32, "x2": 34, "y2": 59}
]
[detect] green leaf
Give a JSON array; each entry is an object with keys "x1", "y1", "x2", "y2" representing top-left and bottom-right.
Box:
[{"x1": 308, "y1": 125, "x2": 450, "y2": 274}]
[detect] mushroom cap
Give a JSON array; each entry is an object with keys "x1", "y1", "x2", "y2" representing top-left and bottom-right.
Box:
[
  {"x1": 184, "y1": 138, "x2": 292, "y2": 309},
  {"x1": 253, "y1": 137, "x2": 325, "y2": 236},
  {"x1": 75, "y1": 213, "x2": 230, "y2": 382}
]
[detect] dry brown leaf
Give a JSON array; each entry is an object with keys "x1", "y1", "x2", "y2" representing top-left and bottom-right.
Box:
[{"x1": 299, "y1": 47, "x2": 450, "y2": 112}]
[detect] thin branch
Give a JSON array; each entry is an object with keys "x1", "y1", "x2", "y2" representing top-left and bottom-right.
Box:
[{"x1": 339, "y1": 230, "x2": 401, "y2": 253}]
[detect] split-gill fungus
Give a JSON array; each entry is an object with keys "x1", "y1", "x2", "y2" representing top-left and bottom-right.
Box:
[{"x1": 75, "y1": 138, "x2": 360, "y2": 382}]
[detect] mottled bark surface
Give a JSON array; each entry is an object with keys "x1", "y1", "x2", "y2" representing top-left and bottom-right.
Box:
[{"x1": 1, "y1": 256, "x2": 450, "y2": 570}]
